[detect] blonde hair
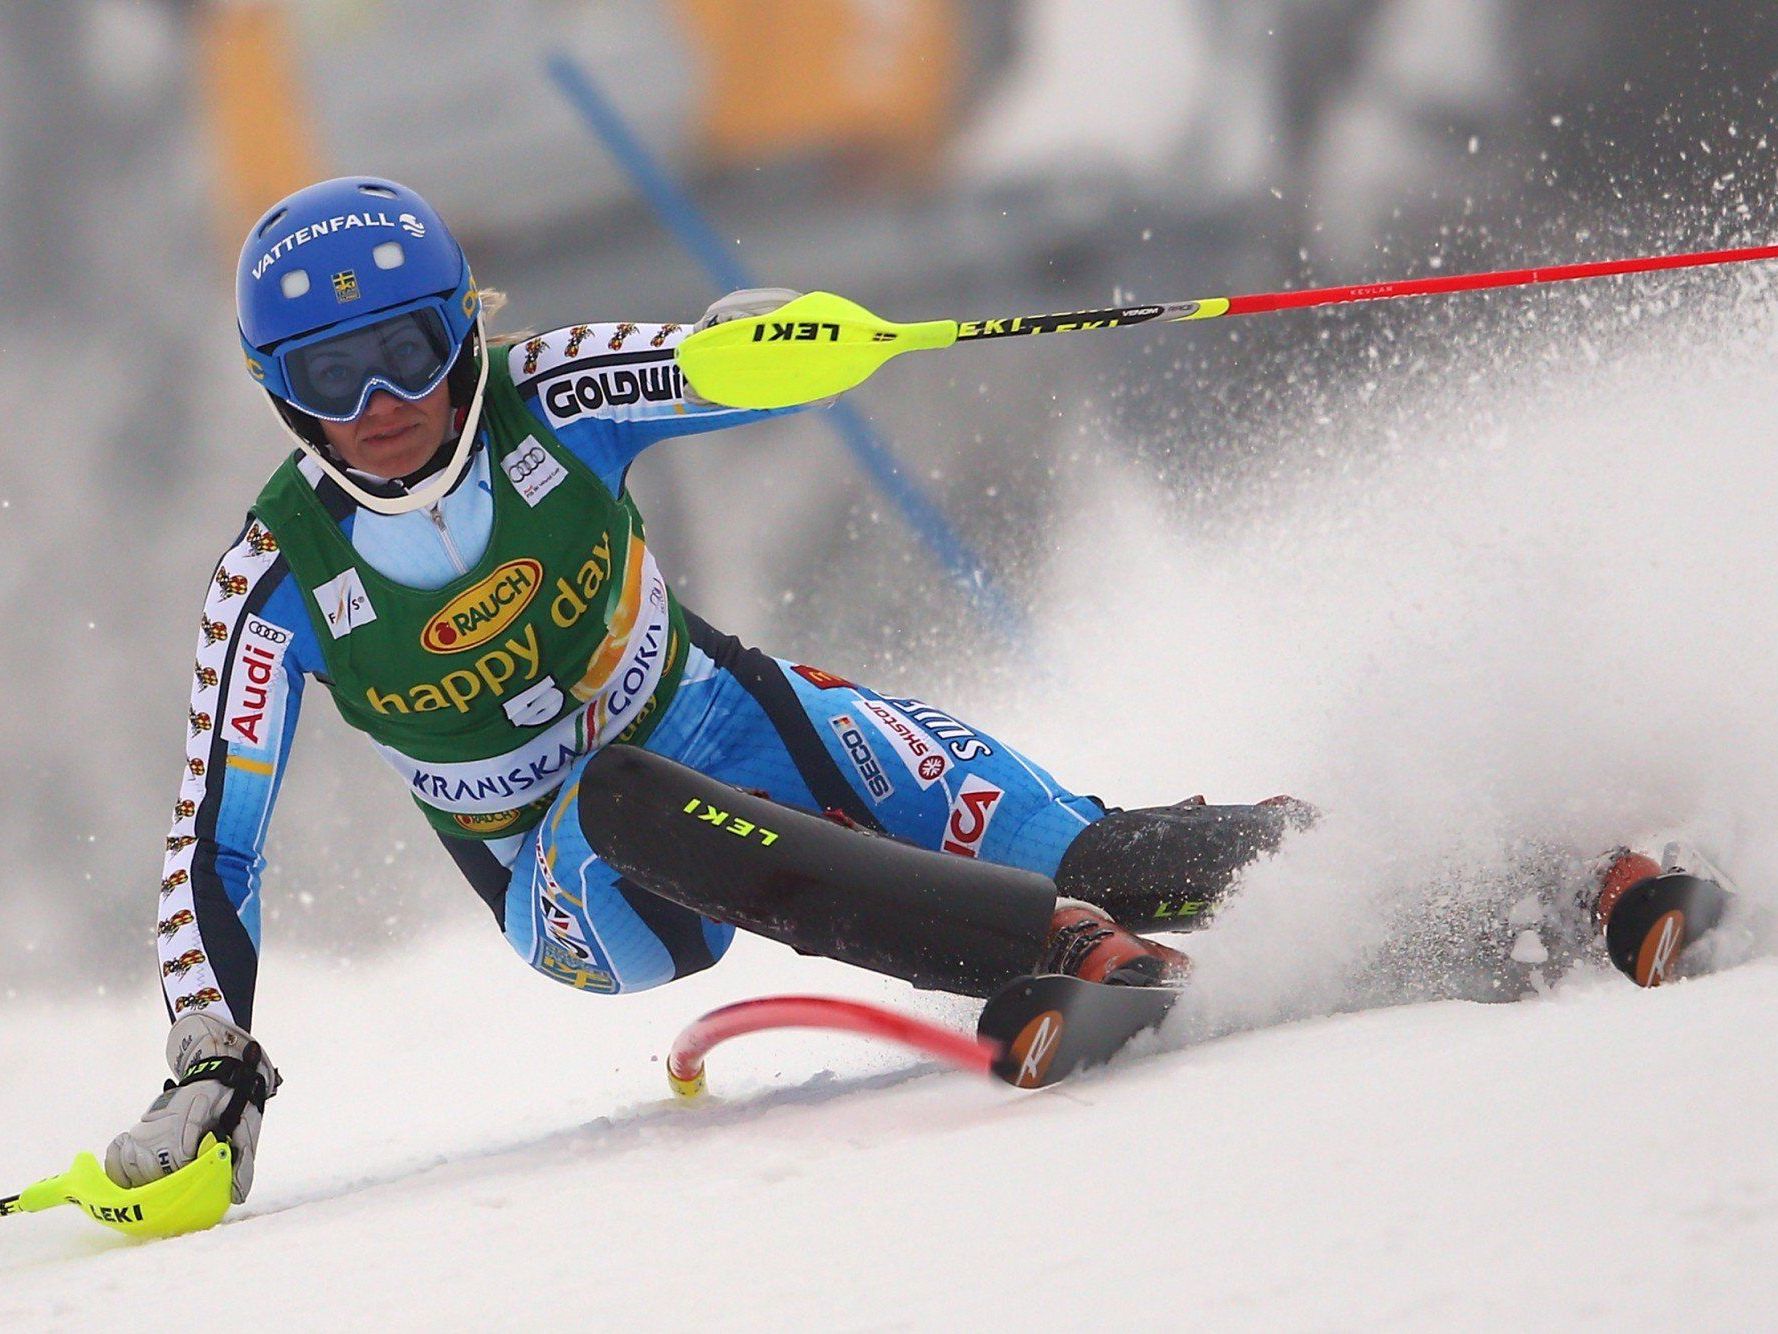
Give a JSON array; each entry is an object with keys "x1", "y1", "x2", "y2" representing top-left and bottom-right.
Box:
[{"x1": 477, "y1": 287, "x2": 537, "y2": 347}]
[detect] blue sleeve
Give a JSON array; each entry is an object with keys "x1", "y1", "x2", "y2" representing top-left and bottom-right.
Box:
[
  {"x1": 158, "y1": 520, "x2": 318, "y2": 1032},
  {"x1": 503, "y1": 321, "x2": 805, "y2": 493}
]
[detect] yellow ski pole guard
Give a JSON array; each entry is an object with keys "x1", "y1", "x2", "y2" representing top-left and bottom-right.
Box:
[
  {"x1": 676, "y1": 291, "x2": 957, "y2": 409},
  {"x1": 1, "y1": 1134, "x2": 234, "y2": 1239}
]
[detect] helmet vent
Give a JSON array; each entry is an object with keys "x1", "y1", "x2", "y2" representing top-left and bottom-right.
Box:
[
  {"x1": 372, "y1": 240, "x2": 405, "y2": 270},
  {"x1": 280, "y1": 269, "x2": 311, "y2": 299},
  {"x1": 358, "y1": 183, "x2": 398, "y2": 199},
  {"x1": 257, "y1": 207, "x2": 288, "y2": 238}
]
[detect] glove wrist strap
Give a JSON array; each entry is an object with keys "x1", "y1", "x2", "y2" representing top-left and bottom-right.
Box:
[{"x1": 174, "y1": 1041, "x2": 280, "y2": 1139}]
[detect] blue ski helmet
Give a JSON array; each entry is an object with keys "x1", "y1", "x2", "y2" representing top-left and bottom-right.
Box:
[{"x1": 236, "y1": 177, "x2": 487, "y2": 514}]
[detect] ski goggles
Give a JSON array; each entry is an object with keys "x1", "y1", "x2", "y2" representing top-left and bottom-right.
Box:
[{"x1": 254, "y1": 298, "x2": 463, "y2": 421}]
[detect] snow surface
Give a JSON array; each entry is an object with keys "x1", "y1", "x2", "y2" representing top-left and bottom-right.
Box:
[
  {"x1": 5, "y1": 932, "x2": 1777, "y2": 1329},
  {"x1": 10, "y1": 210, "x2": 1778, "y2": 1330}
]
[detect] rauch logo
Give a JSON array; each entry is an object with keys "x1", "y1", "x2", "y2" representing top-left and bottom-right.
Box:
[{"x1": 423, "y1": 559, "x2": 543, "y2": 653}]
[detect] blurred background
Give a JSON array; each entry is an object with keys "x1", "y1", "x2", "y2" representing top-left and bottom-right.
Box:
[{"x1": 3, "y1": 0, "x2": 1775, "y2": 997}]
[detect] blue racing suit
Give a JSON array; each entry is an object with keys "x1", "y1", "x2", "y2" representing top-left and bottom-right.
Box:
[{"x1": 159, "y1": 321, "x2": 1102, "y2": 1027}]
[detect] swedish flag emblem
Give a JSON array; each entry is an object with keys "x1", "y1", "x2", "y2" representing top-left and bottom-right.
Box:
[{"x1": 332, "y1": 270, "x2": 360, "y2": 302}]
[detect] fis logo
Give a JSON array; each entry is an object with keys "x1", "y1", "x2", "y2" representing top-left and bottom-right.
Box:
[
  {"x1": 313, "y1": 568, "x2": 376, "y2": 639},
  {"x1": 157, "y1": 909, "x2": 195, "y2": 939}
]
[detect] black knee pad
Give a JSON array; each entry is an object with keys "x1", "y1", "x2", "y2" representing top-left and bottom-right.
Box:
[{"x1": 1055, "y1": 799, "x2": 1311, "y2": 931}]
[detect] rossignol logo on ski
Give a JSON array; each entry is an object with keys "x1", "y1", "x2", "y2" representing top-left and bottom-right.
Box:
[
  {"x1": 1637, "y1": 909, "x2": 1686, "y2": 986},
  {"x1": 1009, "y1": 1010, "x2": 1066, "y2": 1088}
]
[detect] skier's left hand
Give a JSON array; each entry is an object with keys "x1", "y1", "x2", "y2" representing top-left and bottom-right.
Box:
[
  {"x1": 694, "y1": 286, "x2": 805, "y2": 332},
  {"x1": 106, "y1": 1013, "x2": 279, "y2": 1204},
  {"x1": 688, "y1": 287, "x2": 846, "y2": 409}
]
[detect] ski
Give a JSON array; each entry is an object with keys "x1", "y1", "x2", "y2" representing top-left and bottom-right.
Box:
[{"x1": 976, "y1": 973, "x2": 1181, "y2": 1089}]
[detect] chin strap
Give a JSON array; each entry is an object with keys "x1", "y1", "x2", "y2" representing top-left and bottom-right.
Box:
[{"x1": 339, "y1": 431, "x2": 477, "y2": 500}]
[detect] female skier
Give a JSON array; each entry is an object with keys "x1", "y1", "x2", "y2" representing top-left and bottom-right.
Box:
[{"x1": 105, "y1": 177, "x2": 1722, "y2": 1202}]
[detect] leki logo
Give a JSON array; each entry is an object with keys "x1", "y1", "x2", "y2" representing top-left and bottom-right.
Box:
[
  {"x1": 1010, "y1": 1010, "x2": 1066, "y2": 1088},
  {"x1": 423, "y1": 559, "x2": 543, "y2": 653}
]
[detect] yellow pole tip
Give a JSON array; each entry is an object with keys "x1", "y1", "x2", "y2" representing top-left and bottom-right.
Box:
[{"x1": 667, "y1": 1064, "x2": 708, "y2": 1100}]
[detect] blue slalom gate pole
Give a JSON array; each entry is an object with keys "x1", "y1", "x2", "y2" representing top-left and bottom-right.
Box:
[{"x1": 544, "y1": 51, "x2": 1030, "y2": 651}]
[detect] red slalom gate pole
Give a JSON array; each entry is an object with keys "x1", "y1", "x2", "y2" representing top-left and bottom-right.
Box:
[
  {"x1": 1217, "y1": 242, "x2": 1778, "y2": 318},
  {"x1": 945, "y1": 241, "x2": 1778, "y2": 342},
  {"x1": 666, "y1": 996, "x2": 999, "y2": 1099}
]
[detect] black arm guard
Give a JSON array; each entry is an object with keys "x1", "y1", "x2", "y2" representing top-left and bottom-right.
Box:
[{"x1": 1055, "y1": 798, "x2": 1313, "y2": 932}]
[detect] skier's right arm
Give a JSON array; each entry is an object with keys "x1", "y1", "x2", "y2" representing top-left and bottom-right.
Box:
[{"x1": 110, "y1": 518, "x2": 312, "y2": 1200}]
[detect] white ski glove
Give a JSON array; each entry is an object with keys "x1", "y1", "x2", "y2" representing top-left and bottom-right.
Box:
[
  {"x1": 688, "y1": 286, "x2": 845, "y2": 409},
  {"x1": 106, "y1": 1013, "x2": 279, "y2": 1204},
  {"x1": 693, "y1": 286, "x2": 805, "y2": 333}
]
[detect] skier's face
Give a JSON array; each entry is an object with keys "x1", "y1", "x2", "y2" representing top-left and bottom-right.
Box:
[{"x1": 318, "y1": 381, "x2": 454, "y2": 479}]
